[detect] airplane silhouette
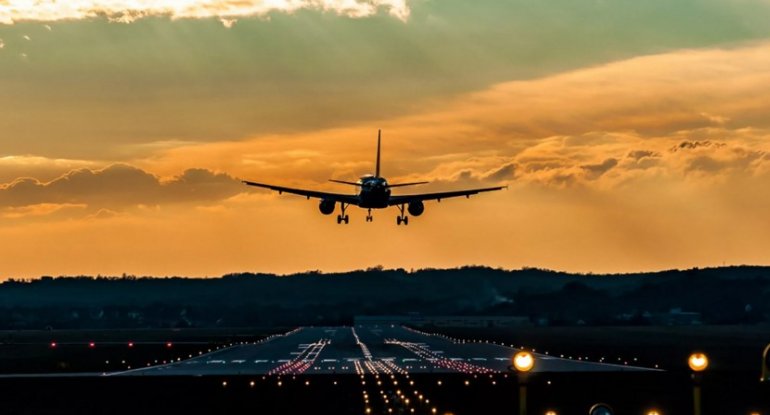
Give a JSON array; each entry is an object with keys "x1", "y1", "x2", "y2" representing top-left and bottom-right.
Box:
[{"x1": 242, "y1": 131, "x2": 506, "y2": 225}]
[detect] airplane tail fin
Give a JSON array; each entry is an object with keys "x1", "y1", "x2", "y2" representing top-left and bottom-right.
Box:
[{"x1": 375, "y1": 129, "x2": 381, "y2": 178}]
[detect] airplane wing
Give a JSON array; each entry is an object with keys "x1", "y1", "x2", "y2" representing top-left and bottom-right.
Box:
[
  {"x1": 242, "y1": 181, "x2": 361, "y2": 205},
  {"x1": 387, "y1": 186, "x2": 506, "y2": 205}
]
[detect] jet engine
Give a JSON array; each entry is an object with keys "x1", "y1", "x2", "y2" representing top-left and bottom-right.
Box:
[
  {"x1": 319, "y1": 199, "x2": 336, "y2": 215},
  {"x1": 407, "y1": 201, "x2": 424, "y2": 216}
]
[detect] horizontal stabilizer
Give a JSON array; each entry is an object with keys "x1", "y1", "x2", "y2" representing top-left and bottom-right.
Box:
[
  {"x1": 329, "y1": 179, "x2": 362, "y2": 186},
  {"x1": 387, "y1": 181, "x2": 429, "y2": 188}
]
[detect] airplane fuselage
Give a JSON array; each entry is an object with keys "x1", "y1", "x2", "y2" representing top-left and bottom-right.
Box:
[{"x1": 357, "y1": 175, "x2": 391, "y2": 208}]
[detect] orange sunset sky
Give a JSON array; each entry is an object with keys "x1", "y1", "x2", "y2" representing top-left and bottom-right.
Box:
[{"x1": 1, "y1": 0, "x2": 770, "y2": 278}]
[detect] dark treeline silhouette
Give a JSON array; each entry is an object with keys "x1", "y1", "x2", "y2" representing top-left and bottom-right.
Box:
[{"x1": 0, "y1": 266, "x2": 768, "y2": 329}]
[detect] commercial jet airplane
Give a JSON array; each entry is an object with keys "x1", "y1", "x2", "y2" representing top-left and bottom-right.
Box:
[{"x1": 242, "y1": 131, "x2": 505, "y2": 225}]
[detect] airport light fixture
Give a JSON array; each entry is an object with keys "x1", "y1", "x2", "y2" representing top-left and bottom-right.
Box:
[
  {"x1": 688, "y1": 352, "x2": 708, "y2": 415},
  {"x1": 510, "y1": 351, "x2": 536, "y2": 415},
  {"x1": 762, "y1": 343, "x2": 770, "y2": 382},
  {"x1": 646, "y1": 410, "x2": 661, "y2": 415},
  {"x1": 688, "y1": 353, "x2": 709, "y2": 372},
  {"x1": 513, "y1": 351, "x2": 535, "y2": 372}
]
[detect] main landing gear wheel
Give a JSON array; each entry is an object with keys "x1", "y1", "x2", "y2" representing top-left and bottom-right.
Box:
[
  {"x1": 337, "y1": 214, "x2": 349, "y2": 224},
  {"x1": 396, "y1": 204, "x2": 409, "y2": 226},
  {"x1": 336, "y1": 203, "x2": 350, "y2": 224}
]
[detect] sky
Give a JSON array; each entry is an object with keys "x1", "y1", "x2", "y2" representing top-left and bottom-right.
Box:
[{"x1": 1, "y1": 0, "x2": 770, "y2": 278}]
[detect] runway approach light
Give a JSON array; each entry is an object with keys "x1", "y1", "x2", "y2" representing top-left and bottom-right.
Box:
[
  {"x1": 688, "y1": 353, "x2": 709, "y2": 372},
  {"x1": 513, "y1": 351, "x2": 535, "y2": 372},
  {"x1": 545, "y1": 411, "x2": 558, "y2": 415},
  {"x1": 646, "y1": 410, "x2": 661, "y2": 415},
  {"x1": 588, "y1": 403, "x2": 614, "y2": 415}
]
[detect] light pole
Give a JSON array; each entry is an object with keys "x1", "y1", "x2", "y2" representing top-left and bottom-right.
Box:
[
  {"x1": 512, "y1": 351, "x2": 535, "y2": 415},
  {"x1": 688, "y1": 352, "x2": 708, "y2": 415},
  {"x1": 762, "y1": 343, "x2": 770, "y2": 382}
]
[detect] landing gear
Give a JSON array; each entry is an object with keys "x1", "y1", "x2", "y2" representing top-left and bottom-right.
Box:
[
  {"x1": 396, "y1": 204, "x2": 409, "y2": 226},
  {"x1": 365, "y1": 209, "x2": 373, "y2": 222},
  {"x1": 336, "y1": 203, "x2": 350, "y2": 224}
]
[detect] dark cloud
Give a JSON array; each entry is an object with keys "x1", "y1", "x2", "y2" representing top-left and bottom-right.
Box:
[
  {"x1": 685, "y1": 155, "x2": 724, "y2": 173},
  {"x1": 580, "y1": 158, "x2": 618, "y2": 179},
  {"x1": 670, "y1": 140, "x2": 725, "y2": 152},
  {"x1": 484, "y1": 163, "x2": 516, "y2": 181},
  {"x1": 0, "y1": 164, "x2": 243, "y2": 209},
  {"x1": 627, "y1": 150, "x2": 661, "y2": 160},
  {"x1": 685, "y1": 149, "x2": 765, "y2": 174}
]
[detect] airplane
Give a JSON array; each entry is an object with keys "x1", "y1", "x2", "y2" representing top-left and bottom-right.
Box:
[{"x1": 242, "y1": 130, "x2": 506, "y2": 225}]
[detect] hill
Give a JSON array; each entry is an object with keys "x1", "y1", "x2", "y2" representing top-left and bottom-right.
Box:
[{"x1": 0, "y1": 266, "x2": 768, "y2": 329}]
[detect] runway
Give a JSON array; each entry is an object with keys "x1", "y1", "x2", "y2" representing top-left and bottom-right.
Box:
[{"x1": 113, "y1": 326, "x2": 654, "y2": 376}]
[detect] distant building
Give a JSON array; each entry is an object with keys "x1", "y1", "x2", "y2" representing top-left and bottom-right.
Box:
[{"x1": 354, "y1": 315, "x2": 530, "y2": 328}]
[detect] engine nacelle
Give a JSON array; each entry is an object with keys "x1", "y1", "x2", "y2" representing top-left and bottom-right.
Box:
[
  {"x1": 319, "y1": 199, "x2": 336, "y2": 215},
  {"x1": 407, "y1": 201, "x2": 425, "y2": 216}
]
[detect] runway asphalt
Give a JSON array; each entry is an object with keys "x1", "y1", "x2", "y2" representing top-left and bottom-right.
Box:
[{"x1": 112, "y1": 326, "x2": 655, "y2": 376}]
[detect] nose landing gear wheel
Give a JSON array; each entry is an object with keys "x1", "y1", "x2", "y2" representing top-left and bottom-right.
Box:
[{"x1": 366, "y1": 209, "x2": 373, "y2": 222}]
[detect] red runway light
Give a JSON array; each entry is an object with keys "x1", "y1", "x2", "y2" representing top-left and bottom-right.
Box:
[
  {"x1": 89, "y1": 342, "x2": 95, "y2": 348},
  {"x1": 50, "y1": 342, "x2": 57, "y2": 348},
  {"x1": 166, "y1": 342, "x2": 173, "y2": 348}
]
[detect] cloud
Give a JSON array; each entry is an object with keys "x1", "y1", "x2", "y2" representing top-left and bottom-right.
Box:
[
  {"x1": 134, "y1": 41, "x2": 770, "y2": 193},
  {"x1": 219, "y1": 18, "x2": 237, "y2": 28},
  {"x1": 670, "y1": 140, "x2": 725, "y2": 153},
  {"x1": 484, "y1": 163, "x2": 516, "y2": 182},
  {"x1": 1, "y1": 203, "x2": 87, "y2": 219},
  {"x1": 581, "y1": 158, "x2": 618, "y2": 179},
  {"x1": 627, "y1": 150, "x2": 660, "y2": 161},
  {"x1": 0, "y1": 164, "x2": 244, "y2": 210},
  {"x1": 0, "y1": 0, "x2": 412, "y2": 25}
]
